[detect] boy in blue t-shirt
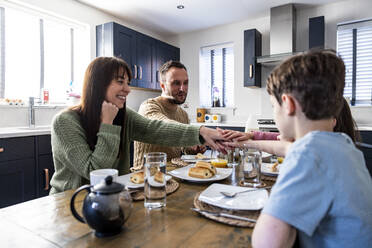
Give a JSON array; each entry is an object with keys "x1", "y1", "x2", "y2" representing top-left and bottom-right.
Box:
[{"x1": 251, "y1": 50, "x2": 372, "y2": 247}]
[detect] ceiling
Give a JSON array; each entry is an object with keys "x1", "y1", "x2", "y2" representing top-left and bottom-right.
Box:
[{"x1": 77, "y1": 0, "x2": 342, "y2": 36}]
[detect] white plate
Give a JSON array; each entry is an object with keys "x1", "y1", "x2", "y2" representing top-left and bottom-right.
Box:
[
  {"x1": 168, "y1": 164, "x2": 232, "y2": 182},
  {"x1": 261, "y1": 162, "x2": 279, "y2": 176},
  {"x1": 116, "y1": 172, "x2": 172, "y2": 189},
  {"x1": 199, "y1": 183, "x2": 269, "y2": 210},
  {"x1": 181, "y1": 154, "x2": 211, "y2": 162}
]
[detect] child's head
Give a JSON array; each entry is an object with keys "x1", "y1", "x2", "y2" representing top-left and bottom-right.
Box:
[{"x1": 266, "y1": 49, "x2": 345, "y2": 120}]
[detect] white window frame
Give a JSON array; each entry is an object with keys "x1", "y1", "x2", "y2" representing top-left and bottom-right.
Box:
[
  {"x1": 337, "y1": 18, "x2": 372, "y2": 106},
  {"x1": 199, "y1": 42, "x2": 234, "y2": 108},
  {"x1": 0, "y1": 1, "x2": 89, "y2": 103}
]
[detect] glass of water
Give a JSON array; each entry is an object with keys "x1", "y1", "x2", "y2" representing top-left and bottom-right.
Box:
[
  {"x1": 242, "y1": 148, "x2": 266, "y2": 188},
  {"x1": 144, "y1": 152, "x2": 167, "y2": 209}
]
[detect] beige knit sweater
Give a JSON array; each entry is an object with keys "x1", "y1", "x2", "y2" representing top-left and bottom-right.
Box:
[{"x1": 133, "y1": 97, "x2": 190, "y2": 170}]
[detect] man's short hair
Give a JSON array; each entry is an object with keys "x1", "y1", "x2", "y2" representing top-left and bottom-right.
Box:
[
  {"x1": 266, "y1": 49, "x2": 345, "y2": 120},
  {"x1": 159, "y1": 60, "x2": 187, "y2": 82}
]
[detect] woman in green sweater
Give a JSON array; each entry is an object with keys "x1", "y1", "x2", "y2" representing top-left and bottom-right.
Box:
[{"x1": 50, "y1": 57, "x2": 223, "y2": 194}]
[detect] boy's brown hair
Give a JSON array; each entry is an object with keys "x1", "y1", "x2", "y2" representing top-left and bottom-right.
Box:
[{"x1": 266, "y1": 49, "x2": 345, "y2": 120}]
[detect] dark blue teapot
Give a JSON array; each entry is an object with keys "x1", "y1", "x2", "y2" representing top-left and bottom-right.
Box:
[{"x1": 70, "y1": 176, "x2": 132, "y2": 237}]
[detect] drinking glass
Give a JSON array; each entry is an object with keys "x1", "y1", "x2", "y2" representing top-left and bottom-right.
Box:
[
  {"x1": 242, "y1": 148, "x2": 266, "y2": 188},
  {"x1": 144, "y1": 152, "x2": 167, "y2": 209}
]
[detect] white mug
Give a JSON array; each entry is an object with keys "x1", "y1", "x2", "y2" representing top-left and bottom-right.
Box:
[
  {"x1": 212, "y1": 114, "x2": 221, "y2": 123},
  {"x1": 90, "y1": 169, "x2": 118, "y2": 186},
  {"x1": 204, "y1": 114, "x2": 212, "y2": 123}
]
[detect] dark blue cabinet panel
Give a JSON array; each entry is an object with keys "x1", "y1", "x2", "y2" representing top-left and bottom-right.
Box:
[
  {"x1": 96, "y1": 22, "x2": 180, "y2": 90},
  {"x1": 0, "y1": 135, "x2": 55, "y2": 207},
  {"x1": 36, "y1": 135, "x2": 54, "y2": 197},
  {"x1": 0, "y1": 158, "x2": 36, "y2": 208},
  {"x1": 96, "y1": 23, "x2": 138, "y2": 87},
  {"x1": 244, "y1": 29, "x2": 262, "y2": 87},
  {"x1": 136, "y1": 33, "x2": 155, "y2": 89},
  {"x1": 155, "y1": 41, "x2": 180, "y2": 89}
]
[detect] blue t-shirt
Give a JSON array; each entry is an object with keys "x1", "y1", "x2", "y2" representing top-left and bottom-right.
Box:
[{"x1": 263, "y1": 131, "x2": 372, "y2": 247}]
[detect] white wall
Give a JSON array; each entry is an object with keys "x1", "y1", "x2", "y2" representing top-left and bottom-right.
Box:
[{"x1": 169, "y1": 0, "x2": 372, "y2": 124}]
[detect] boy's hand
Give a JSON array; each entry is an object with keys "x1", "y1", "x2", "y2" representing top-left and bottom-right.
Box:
[{"x1": 101, "y1": 101, "x2": 119, "y2": 125}]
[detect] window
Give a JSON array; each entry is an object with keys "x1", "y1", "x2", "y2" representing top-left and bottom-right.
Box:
[
  {"x1": 199, "y1": 43, "x2": 234, "y2": 107},
  {"x1": 0, "y1": 2, "x2": 89, "y2": 103},
  {"x1": 337, "y1": 19, "x2": 372, "y2": 106}
]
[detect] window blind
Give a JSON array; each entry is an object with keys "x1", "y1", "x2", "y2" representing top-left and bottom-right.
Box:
[
  {"x1": 199, "y1": 43, "x2": 234, "y2": 107},
  {"x1": 337, "y1": 20, "x2": 372, "y2": 105}
]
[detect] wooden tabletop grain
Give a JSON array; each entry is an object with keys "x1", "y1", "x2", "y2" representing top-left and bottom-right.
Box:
[{"x1": 0, "y1": 166, "x2": 270, "y2": 248}]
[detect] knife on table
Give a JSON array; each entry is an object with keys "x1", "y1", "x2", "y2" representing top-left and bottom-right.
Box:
[{"x1": 191, "y1": 208, "x2": 257, "y2": 223}]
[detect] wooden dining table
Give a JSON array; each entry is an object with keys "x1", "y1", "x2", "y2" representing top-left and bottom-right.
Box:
[{"x1": 0, "y1": 165, "x2": 273, "y2": 248}]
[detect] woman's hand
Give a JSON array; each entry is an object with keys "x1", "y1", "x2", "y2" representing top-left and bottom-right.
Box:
[
  {"x1": 101, "y1": 101, "x2": 119, "y2": 125},
  {"x1": 199, "y1": 126, "x2": 227, "y2": 151}
]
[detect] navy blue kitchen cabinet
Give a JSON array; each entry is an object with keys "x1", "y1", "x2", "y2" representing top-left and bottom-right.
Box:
[
  {"x1": 0, "y1": 137, "x2": 36, "y2": 208},
  {"x1": 36, "y1": 135, "x2": 55, "y2": 197},
  {"x1": 136, "y1": 33, "x2": 156, "y2": 89},
  {"x1": 244, "y1": 29, "x2": 262, "y2": 87},
  {"x1": 0, "y1": 135, "x2": 55, "y2": 208},
  {"x1": 96, "y1": 22, "x2": 180, "y2": 90},
  {"x1": 155, "y1": 40, "x2": 180, "y2": 89}
]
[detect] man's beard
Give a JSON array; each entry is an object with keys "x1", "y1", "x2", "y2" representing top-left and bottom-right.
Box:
[{"x1": 167, "y1": 97, "x2": 186, "y2": 105}]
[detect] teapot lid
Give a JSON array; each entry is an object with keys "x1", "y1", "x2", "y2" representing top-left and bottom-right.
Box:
[{"x1": 92, "y1": 175, "x2": 124, "y2": 194}]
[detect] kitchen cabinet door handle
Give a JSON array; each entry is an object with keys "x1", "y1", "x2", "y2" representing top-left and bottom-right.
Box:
[
  {"x1": 249, "y1": 64, "x2": 253, "y2": 78},
  {"x1": 0, "y1": 147, "x2": 3, "y2": 153},
  {"x1": 139, "y1": 66, "x2": 143, "y2": 79},
  {"x1": 156, "y1": 70, "x2": 159, "y2": 82},
  {"x1": 44, "y1": 168, "x2": 50, "y2": 190},
  {"x1": 134, "y1": 65, "x2": 138, "y2": 79}
]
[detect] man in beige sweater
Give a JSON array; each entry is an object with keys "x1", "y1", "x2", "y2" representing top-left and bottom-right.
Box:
[{"x1": 133, "y1": 61, "x2": 205, "y2": 170}]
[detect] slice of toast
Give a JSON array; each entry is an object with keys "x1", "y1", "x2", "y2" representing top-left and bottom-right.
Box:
[
  {"x1": 188, "y1": 167, "x2": 213, "y2": 179},
  {"x1": 195, "y1": 161, "x2": 217, "y2": 175},
  {"x1": 154, "y1": 171, "x2": 164, "y2": 183},
  {"x1": 130, "y1": 171, "x2": 144, "y2": 184}
]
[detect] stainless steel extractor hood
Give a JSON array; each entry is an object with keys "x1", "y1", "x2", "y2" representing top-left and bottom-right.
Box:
[{"x1": 257, "y1": 4, "x2": 301, "y2": 65}]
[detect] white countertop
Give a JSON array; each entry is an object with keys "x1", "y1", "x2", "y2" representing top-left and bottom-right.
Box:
[{"x1": 0, "y1": 126, "x2": 51, "y2": 138}]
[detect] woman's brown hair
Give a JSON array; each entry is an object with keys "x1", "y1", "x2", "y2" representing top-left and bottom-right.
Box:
[
  {"x1": 71, "y1": 57, "x2": 132, "y2": 150},
  {"x1": 334, "y1": 98, "x2": 361, "y2": 143}
]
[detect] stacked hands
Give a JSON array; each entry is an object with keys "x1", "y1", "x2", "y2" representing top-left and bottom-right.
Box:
[{"x1": 200, "y1": 127, "x2": 291, "y2": 158}]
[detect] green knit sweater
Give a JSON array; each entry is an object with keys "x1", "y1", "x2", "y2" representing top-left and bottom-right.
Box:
[{"x1": 50, "y1": 107, "x2": 202, "y2": 194}]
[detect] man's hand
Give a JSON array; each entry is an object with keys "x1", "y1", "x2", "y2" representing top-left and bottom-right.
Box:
[
  {"x1": 221, "y1": 129, "x2": 255, "y2": 141},
  {"x1": 188, "y1": 145, "x2": 207, "y2": 154},
  {"x1": 101, "y1": 101, "x2": 119, "y2": 125},
  {"x1": 199, "y1": 126, "x2": 227, "y2": 151}
]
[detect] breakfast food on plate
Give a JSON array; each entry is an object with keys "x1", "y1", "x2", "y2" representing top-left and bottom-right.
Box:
[
  {"x1": 271, "y1": 162, "x2": 279, "y2": 172},
  {"x1": 171, "y1": 157, "x2": 189, "y2": 167},
  {"x1": 195, "y1": 153, "x2": 206, "y2": 159},
  {"x1": 188, "y1": 161, "x2": 217, "y2": 179},
  {"x1": 195, "y1": 161, "x2": 217, "y2": 175},
  {"x1": 188, "y1": 167, "x2": 213, "y2": 179},
  {"x1": 154, "y1": 171, "x2": 164, "y2": 183},
  {"x1": 210, "y1": 159, "x2": 228, "y2": 168},
  {"x1": 130, "y1": 171, "x2": 144, "y2": 184}
]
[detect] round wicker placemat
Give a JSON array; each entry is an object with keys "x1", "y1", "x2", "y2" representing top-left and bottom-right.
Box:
[
  {"x1": 261, "y1": 174, "x2": 277, "y2": 182},
  {"x1": 130, "y1": 178, "x2": 179, "y2": 201},
  {"x1": 193, "y1": 192, "x2": 260, "y2": 228}
]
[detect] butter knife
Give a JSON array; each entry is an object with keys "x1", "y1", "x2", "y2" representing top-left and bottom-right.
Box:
[{"x1": 191, "y1": 208, "x2": 257, "y2": 223}]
